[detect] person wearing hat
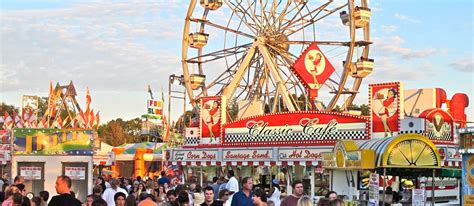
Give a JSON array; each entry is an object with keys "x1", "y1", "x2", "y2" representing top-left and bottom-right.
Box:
[
  {"x1": 268, "y1": 179, "x2": 281, "y2": 206},
  {"x1": 102, "y1": 178, "x2": 128, "y2": 206}
]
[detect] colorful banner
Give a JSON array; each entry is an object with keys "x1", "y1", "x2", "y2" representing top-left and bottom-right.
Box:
[
  {"x1": 200, "y1": 96, "x2": 226, "y2": 144},
  {"x1": 13, "y1": 128, "x2": 96, "y2": 155},
  {"x1": 146, "y1": 99, "x2": 163, "y2": 119},
  {"x1": 291, "y1": 43, "x2": 335, "y2": 90},
  {"x1": 369, "y1": 82, "x2": 403, "y2": 138},
  {"x1": 463, "y1": 154, "x2": 474, "y2": 205}
]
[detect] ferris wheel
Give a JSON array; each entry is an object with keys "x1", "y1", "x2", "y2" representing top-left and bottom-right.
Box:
[{"x1": 182, "y1": 0, "x2": 373, "y2": 122}]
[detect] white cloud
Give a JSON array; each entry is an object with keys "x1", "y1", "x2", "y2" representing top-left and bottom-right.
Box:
[
  {"x1": 394, "y1": 13, "x2": 421, "y2": 24},
  {"x1": 450, "y1": 56, "x2": 474, "y2": 73},
  {"x1": 381, "y1": 25, "x2": 397, "y2": 33},
  {"x1": 372, "y1": 36, "x2": 443, "y2": 59},
  {"x1": 0, "y1": 1, "x2": 187, "y2": 93}
]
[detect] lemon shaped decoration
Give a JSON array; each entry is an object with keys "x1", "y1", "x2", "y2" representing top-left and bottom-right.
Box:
[
  {"x1": 386, "y1": 139, "x2": 438, "y2": 167},
  {"x1": 336, "y1": 150, "x2": 345, "y2": 167}
]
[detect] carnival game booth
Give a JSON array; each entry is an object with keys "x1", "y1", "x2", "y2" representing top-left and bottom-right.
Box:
[
  {"x1": 323, "y1": 133, "x2": 453, "y2": 206},
  {"x1": 110, "y1": 142, "x2": 166, "y2": 178},
  {"x1": 11, "y1": 128, "x2": 96, "y2": 203},
  {"x1": 169, "y1": 111, "x2": 371, "y2": 196}
]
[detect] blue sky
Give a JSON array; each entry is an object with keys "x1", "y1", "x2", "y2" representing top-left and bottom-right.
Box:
[{"x1": 0, "y1": 0, "x2": 472, "y2": 124}]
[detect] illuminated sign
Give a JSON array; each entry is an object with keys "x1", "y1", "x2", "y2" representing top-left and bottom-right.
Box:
[{"x1": 224, "y1": 111, "x2": 369, "y2": 147}]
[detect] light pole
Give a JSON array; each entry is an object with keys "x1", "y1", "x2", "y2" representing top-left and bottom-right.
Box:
[{"x1": 168, "y1": 74, "x2": 186, "y2": 127}]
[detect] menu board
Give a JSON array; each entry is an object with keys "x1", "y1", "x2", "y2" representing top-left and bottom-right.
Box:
[
  {"x1": 65, "y1": 167, "x2": 86, "y2": 180},
  {"x1": 368, "y1": 173, "x2": 379, "y2": 206},
  {"x1": 412, "y1": 189, "x2": 426, "y2": 206},
  {"x1": 20, "y1": 167, "x2": 42, "y2": 180}
]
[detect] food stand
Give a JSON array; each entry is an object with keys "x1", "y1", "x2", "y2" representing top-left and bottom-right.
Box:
[{"x1": 324, "y1": 134, "x2": 444, "y2": 205}]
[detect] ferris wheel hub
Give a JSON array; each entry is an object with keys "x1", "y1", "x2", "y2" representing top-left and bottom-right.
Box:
[{"x1": 257, "y1": 33, "x2": 289, "y2": 52}]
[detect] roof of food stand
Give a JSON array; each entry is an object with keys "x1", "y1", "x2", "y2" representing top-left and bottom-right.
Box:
[{"x1": 115, "y1": 142, "x2": 166, "y2": 154}]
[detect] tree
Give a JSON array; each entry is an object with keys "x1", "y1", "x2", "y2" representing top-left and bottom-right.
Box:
[
  {"x1": 0, "y1": 102, "x2": 19, "y2": 114},
  {"x1": 348, "y1": 104, "x2": 370, "y2": 116},
  {"x1": 97, "y1": 118, "x2": 146, "y2": 146}
]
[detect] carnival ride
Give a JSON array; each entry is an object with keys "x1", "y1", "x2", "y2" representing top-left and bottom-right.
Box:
[
  {"x1": 2, "y1": 81, "x2": 99, "y2": 130},
  {"x1": 182, "y1": 0, "x2": 373, "y2": 121}
]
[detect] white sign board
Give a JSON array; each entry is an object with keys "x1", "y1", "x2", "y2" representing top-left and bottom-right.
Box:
[
  {"x1": 20, "y1": 167, "x2": 42, "y2": 180},
  {"x1": 65, "y1": 167, "x2": 86, "y2": 180},
  {"x1": 412, "y1": 189, "x2": 426, "y2": 206},
  {"x1": 172, "y1": 149, "x2": 218, "y2": 161},
  {"x1": 368, "y1": 173, "x2": 379, "y2": 206},
  {"x1": 278, "y1": 148, "x2": 325, "y2": 161},
  {"x1": 223, "y1": 149, "x2": 273, "y2": 161}
]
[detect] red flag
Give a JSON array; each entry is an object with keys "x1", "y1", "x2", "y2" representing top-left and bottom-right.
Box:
[
  {"x1": 95, "y1": 111, "x2": 100, "y2": 129},
  {"x1": 3, "y1": 112, "x2": 12, "y2": 129},
  {"x1": 76, "y1": 111, "x2": 86, "y2": 128},
  {"x1": 85, "y1": 87, "x2": 91, "y2": 121},
  {"x1": 163, "y1": 122, "x2": 170, "y2": 142},
  {"x1": 89, "y1": 109, "x2": 95, "y2": 129},
  {"x1": 86, "y1": 87, "x2": 91, "y2": 105}
]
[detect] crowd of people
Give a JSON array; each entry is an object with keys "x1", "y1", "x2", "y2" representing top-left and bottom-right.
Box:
[{"x1": 0, "y1": 170, "x2": 346, "y2": 206}]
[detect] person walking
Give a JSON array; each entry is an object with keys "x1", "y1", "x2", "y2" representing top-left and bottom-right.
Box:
[
  {"x1": 102, "y1": 179, "x2": 128, "y2": 206},
  {"x1": 224, "y1": 171, "x2": 238, "y2": 195},
  {"x1": 210, "y1": 177, "x2": 220, "y2": 201},
  {"x1": 48, "y1": 175, "x2": 82, "y2": 206},
  {"x1": 158, "y1": 171, "x2": 170, "y2": 186},
  {"x1": 230, "y1": 177, "x2": 253, "y2": 206},
  {"x1": 280, "y1": 181, "x2": 304, "y2": 206},
  {"x1": 268, "y1": 179, "x2": 281, "y2": 206}
]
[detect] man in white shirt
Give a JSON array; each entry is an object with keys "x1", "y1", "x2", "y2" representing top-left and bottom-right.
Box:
[
  {"x1": 102, "y1": 178, "x2": 128, "y2": 206},
  {"x1": 225, "y1": 170, "x2": 238, "y2": 194},
  {"x1": 224, "y1": 170, "x2": 239, "y2": 206}
]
